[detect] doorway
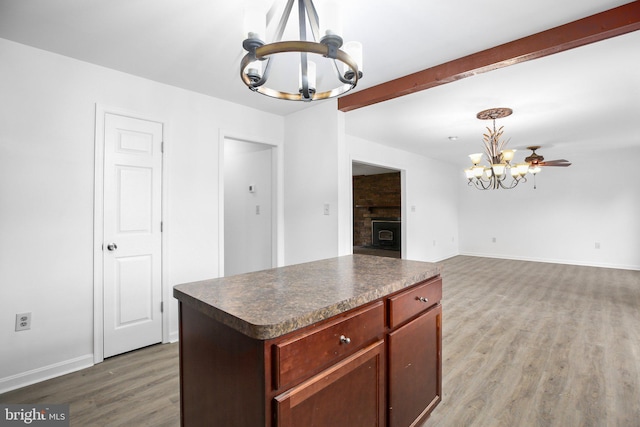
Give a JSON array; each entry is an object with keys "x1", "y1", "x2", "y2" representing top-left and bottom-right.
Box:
[
  {"x1": 223, "y1": 138, "x2": 275, "y2": 276},
  {"x1": 352, "y1": 161, "x2": 402, "y2": 259},
  {"x1": 94, "y1": 109, "x2": 164, "y2": 362}
]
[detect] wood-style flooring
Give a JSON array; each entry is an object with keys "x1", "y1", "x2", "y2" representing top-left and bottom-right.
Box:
[
  {"x1": 0, "y1": 343, "x2": 180, "y2": 426},
  {"x1": 427, "y1": 256, "x2": 640, "y2": 427},
  {"x1": 353, "y1": 246, "x2": 401, "y2": 258},
  {"x1": 1, "y1": 255, "x2": 639, "y2": 426}
]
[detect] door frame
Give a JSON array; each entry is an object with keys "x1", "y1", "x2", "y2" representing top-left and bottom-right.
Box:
[
  {"x1": 93, "y1": 104, "x2": 170, "y2": 363},
  {"x1": 218, "y1": 129, "x2": 283, "y2": 276},
  {"x1": 349, "y1": 158, "x2": 407, "y2": 258}
]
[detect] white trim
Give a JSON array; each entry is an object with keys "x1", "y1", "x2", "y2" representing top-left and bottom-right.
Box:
[
  {"x1": 350, "y1": 157, "x2": 405, "y2": 259},
  {"x1": 0, "y1": 354, "x2": 93, "y2": 394},
  {"x1": 93, "y1": 104, "x2": 105, "y2": 364},
  {"x1": 93, "y1": 104, "x2": 169, "y2": 364},
  {"x1": 458, "y1": 252, "x2": 640, "y2": 271},
  {"x1": 218, "y1": 130, "x2": 283, "y2": 275},
  {"x1": 218, "y1": 130, "x2": 226, "y2": 277},
  {"x1": 168, "y1": 330, "x2": 180, "y2": 343},
  {"x1": 400, "y1": 169, "x2": 407, "y2": 259}
]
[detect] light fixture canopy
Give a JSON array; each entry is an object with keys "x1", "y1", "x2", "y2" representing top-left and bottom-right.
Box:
[{"x1": 241, "y1": 0, "x2": 363, "y2": 102}]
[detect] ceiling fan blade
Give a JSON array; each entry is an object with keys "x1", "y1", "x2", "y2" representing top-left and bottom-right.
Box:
[{"x1": 539, "y1": 160, "x2": 571, "y2": 167}]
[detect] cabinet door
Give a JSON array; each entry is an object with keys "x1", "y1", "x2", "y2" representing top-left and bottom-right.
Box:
[
  {"x1": 274, "y1": 340, "x2": 385, "y2": 427},
  {"x1": 388, "y1": 304, "x2": 442, "y2": 427}
]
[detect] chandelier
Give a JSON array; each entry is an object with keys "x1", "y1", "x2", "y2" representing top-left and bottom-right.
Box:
[
  {"x1": 464, "y1": 108, "x2": 536, "y2": 190},
  {"x1": 241, "y1": 0, "x2": 363, "y2": 102}
]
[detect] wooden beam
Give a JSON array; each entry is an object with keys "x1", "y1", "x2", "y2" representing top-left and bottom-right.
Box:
[{"x1": 338, "y1": 1, "x2": 640, "y2": 112}]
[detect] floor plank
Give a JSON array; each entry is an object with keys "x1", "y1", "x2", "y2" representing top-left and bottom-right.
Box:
[{"x1": 1, "y1": 256, "x2": 638, "y2": 426}]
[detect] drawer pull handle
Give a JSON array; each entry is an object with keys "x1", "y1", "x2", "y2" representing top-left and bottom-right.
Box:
[
  {"x1": 339, "y1": 335, "x2": 351, "y2": 344},
  {"x1": 417, "y1": 296, "x2": 429, "y2": 303}
]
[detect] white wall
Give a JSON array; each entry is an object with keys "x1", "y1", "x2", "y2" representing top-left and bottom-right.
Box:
[
  {"x1": 283, "y1": 101, "x2": 341, "y2": 265},
  {"x1": 459, "y1": 146, "x2": 640, "y2": 270},
  {"x1": 283, "y1": 103, "x2": 461, "y2": 265},
  {"x1": 0, "y1": 38, "x2": 284, "y2": 392},
  {"x1": 346, "y1": 136, "x2": 460, "y2": 262},
  {"x1": 224, "y1": 140, "x2": 273, "y2": 276},
  {"x1": 2, "y1": 35, "x2": 636, "y2": 396}
]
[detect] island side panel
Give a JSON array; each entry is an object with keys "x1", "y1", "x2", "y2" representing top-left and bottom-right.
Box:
[{"x1": 179, "y1": 302, "x2": 266, "y2": 426}]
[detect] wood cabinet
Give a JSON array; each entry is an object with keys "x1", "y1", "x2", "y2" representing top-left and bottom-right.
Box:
[
  {"x1": 387, "y1": 275, "x2": 443, "y2": 427},
  {"x1": 274, "y1": 340, "x2": 385, "y2": 427},
  {"x1": 177, "y1": 275, "x2": 442, "y2": 427},
  {"x1": 388, "y1": 305, "x2": 442, "y2": 427}
]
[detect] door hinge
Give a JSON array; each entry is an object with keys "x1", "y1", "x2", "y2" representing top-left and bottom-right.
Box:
[
  {"x1": 160, "y1": 221, "x2": 163, "y2": 232},
  {"x1": 161, "y1": 141, "x2": 164, "y2": 153},
  {"x1": 160, "y1": 301, "x2": 164, "y2": 313}
]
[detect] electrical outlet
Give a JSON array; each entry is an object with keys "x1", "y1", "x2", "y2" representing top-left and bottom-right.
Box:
[
  {"x1": 15, "y1": 313, "x2": 31, "y2": 331},
  {"x1": 256, "y1": 205, "x2": 260, "y2": 215}
]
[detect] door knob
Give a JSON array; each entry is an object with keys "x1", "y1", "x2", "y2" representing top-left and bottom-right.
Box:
[{"x1": 106, "y1": 243, "x2": 118, "y2": 251}]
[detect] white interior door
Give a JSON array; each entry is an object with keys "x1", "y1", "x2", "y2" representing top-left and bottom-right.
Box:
[{"x1": 103, "y1": 113, "x2": 163, "y2": 358}]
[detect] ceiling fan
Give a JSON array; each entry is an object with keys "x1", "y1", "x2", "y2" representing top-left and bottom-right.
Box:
[{"x1": 524, "y1": 146, "x2": 572, "y2": 168}]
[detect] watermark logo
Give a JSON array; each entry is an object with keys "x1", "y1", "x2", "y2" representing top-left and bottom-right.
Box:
[{"x1": 0, "y1": 405, "x2": 69, "y2": 426}]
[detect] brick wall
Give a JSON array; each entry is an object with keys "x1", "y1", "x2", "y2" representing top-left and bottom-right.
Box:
[{"x1": 352, "y1": 172, "x2": 401, "y2": 246}]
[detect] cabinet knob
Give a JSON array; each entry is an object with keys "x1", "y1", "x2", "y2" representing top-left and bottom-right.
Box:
[
  {"x1": 416, "y1": 296, "x2": 429, "y2": 303},
  {"x1": 339, "y1": 335, "x2": 351, "y2": 344}
]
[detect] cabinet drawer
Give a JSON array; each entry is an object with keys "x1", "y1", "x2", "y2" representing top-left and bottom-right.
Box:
[
  {"x1": 274, "y1": 301, "x2": 384, "y2": 390},
  {"x1": 274, "y1": 340, "x2": 385, "y2": 427},
  {"x1": 388, "y1": 276, "x2": 441, "y2": 329}
]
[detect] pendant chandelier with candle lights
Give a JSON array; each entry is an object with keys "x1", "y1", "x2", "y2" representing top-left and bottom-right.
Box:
[
  {"x1": 241, "y1": 0, "x2": 363, "y2": 102},
  {"x1": 464, "y1": 108, "x2": 537, "y2": 190}
]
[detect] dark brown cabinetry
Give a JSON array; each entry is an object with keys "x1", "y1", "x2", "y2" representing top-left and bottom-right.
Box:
[
  {"x1": 177, "y1": 275, "x2": 442, "y2": 427},
  {"x1": 274, "y1": 340, "x2": 385, "y2": 427},
  {"x1": 387, "y1": 276, "x2": 443, "y2": 427},
  {"x1": 388, "y1": 305, "x2": 442, "y2": 427}
]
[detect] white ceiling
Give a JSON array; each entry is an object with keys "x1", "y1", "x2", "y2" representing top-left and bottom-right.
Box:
[{"x1": 1, "y1": 0, "x2": 638, "y2": 167}]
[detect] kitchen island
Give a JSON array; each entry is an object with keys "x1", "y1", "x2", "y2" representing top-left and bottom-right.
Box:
[{"x1": 174, "y1": 254, "x2": 442, "y2": 427}]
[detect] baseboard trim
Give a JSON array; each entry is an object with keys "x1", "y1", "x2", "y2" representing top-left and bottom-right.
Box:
[
  {"x1": 168, "y1": 330, "x2": 179, "y2": 343},
  {"x1": 0, "y1": 354, "x2": 94, "y2": 394},
  {"x1": 458, "y1": 252, "x2": 640, "y2": 271},
  {"x1": 431, "y1": 251, "x2": 460, "y2": 263}
]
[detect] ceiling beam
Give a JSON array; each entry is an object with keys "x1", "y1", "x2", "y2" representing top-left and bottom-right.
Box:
[{"x1": 338, "y1": 1, "x2": 640, "y2": 112}]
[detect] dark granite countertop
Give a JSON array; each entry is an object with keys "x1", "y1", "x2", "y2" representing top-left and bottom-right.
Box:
[{"x1": 173, "y1": 254, "x2": 441, "y2": 340}]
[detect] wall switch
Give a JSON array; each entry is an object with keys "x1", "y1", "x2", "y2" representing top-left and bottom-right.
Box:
[
  {"x1": 249, "y1": 184, "x2": 256, "y2": 193},
  {"x1": 323, "y1": 204, "x2": 330, "y2": 215},
  {"x1": 15, "y1": 313, "x2": 31, "y2": 331},
  {"x1": 595, "y1": 242, "x2": 600, "y2": 249},
  {"x1": 256, "y1": 205, "x2": 260, "y2": 215},
  {"x1": 492, "y1": 237, "x2": 497, "y2": 243}
]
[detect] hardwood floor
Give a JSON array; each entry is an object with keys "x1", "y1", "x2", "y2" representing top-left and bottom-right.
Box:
[
  {"x1": 425, "y1": 256, "x2": 640, "y2": 427},
  {"x1": 0, "y1": 343, "x2": 180, "y2": 426},
  {"x1": 353, "y1": 245, "x2": 401, "y2": 258},
  {"x1": 1, "y1": 256, "x2": 638, "y2": 426}
]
